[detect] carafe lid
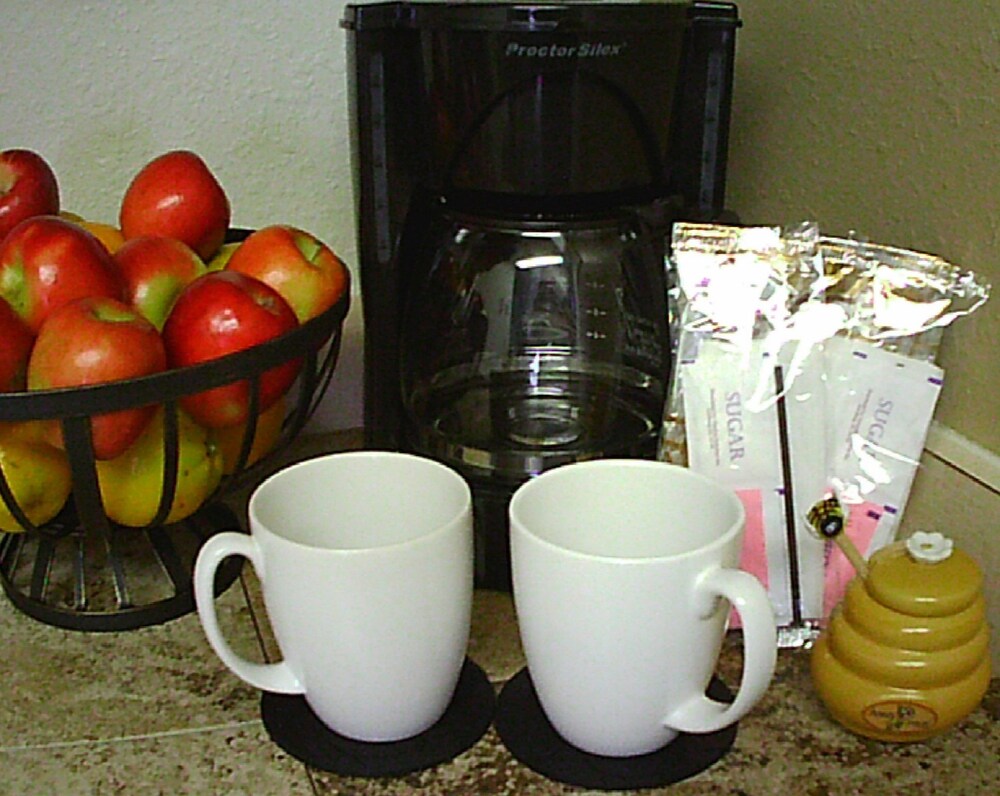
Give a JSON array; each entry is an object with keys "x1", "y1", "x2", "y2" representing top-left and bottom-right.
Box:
[{"x1": 865, "y1": 532, "x2": 983, "y2": 618}]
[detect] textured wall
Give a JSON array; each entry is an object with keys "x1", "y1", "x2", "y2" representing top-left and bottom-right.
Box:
[
  {"x1": 727, "y1": 1, "x2": 999, "y2": 453},
  {"x1": 1, "y1": 1, "x2": 996, "y2": 448},
  {"x1": 0, "y1": 1, "x2": 354, "y2": 261},
  {"x1": 0, "y1": 0, "x2": 361, "y2": 428}
]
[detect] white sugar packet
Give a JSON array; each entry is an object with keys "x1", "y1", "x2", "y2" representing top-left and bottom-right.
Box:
[
  {"x1": 681, "y1": 336, "x2": 827, "y2": 626},
  {"x1": 825, "y1": 337, "x2": 944, "y2": 546}
]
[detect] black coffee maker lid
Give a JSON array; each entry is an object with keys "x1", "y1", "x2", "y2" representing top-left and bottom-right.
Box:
[{"x1": 342, "y1": 1, "x2": 733, "y2": 32}]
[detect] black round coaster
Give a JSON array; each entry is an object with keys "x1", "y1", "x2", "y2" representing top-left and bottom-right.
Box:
[
  {"x1": 260, "y1": 658, "x2": 495, "y2": 778},
  {"x1": 495, "y1": 668, "x2": 737, "y2": 791}
]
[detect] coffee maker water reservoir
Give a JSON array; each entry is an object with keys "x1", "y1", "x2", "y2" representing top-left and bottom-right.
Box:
[{"x1": 343, "y1": 1, "x2": 740, "y2": 588}]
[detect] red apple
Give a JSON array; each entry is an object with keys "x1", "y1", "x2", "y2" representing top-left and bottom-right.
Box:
[
  {"x1": 162, "y1": 270, "x2": 300, "y2": 428},
  {"x1": 0, "y1": 215, "x2": 125, "y2": 333},
  {"x1": 0, "y1": 149, "x2": 60, "y2": 243},
  {"x1": 119, "y1": 150, "x2": 231, "y2": 261},
  {"x1": 27, "y1": 297, "x2": 167, "y2": 460},
  {"x1": 224, "y1": 225, "x2": 349, "y2": 323},
  {"x1": 0, "y1": 296, "x2": 34, "y2": 392},
  {"x1": 114, "y1": 235, "x2": 207, "y2": 330}
]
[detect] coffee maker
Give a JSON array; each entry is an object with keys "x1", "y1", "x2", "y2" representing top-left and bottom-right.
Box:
[{"x1": 343, "y1": 1, "x2": 740, "y2": 589}]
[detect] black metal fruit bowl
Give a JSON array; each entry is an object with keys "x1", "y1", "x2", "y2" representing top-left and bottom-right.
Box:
[{"x1": 0, "y1": 231, "x2": 351, "y2": 631}]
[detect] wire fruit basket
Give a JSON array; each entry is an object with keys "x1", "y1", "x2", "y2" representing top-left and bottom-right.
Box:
[{"x1": 0, "y1": 231, "x2": 351, "y2": 631}]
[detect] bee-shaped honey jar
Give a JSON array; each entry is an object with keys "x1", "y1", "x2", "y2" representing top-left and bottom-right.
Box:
[{"x1": 811, "y1": 531, "x2": 991, "y2": 742}]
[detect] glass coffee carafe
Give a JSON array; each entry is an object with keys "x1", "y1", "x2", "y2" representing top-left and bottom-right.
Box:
[
  {"x1": 399, "y1": 205, "x2": 671, "y2": 585},
  {"x1": 343, "y1": 0, "x2": 741, "y2": 589}
]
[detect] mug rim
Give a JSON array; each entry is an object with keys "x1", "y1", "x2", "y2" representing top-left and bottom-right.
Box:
[
  {"x1": 509, "y1": 459, "x2": 745, "y2": 564},
  {"x1": 248, "y1": 450, "x2": 472, "y2": 553}
]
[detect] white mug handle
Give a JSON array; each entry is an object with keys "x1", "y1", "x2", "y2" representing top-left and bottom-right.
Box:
[
  {"x1": 193, "y1": 532, "x2": 304, "y2": 694},
  {"x1": 664, "y1": 567, "x2": 777, "y2": 734}
]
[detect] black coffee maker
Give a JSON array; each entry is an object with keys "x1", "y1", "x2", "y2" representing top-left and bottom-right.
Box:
[{"x1": 343, "y1": 1, "x2": 740, "y2": 589}]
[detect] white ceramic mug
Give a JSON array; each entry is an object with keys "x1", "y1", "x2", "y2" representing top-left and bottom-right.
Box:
[
  {"x1": 509, "y1": 459, "x2": 777, "y2": 757},
  {"x1": 194, "y1": 451, "x2": 473, "y2": 742}
]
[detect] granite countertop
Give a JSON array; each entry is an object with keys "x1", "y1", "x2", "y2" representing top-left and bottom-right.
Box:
[{"x1": 0, "y1": 432, "x2": 997, "y2": 794}]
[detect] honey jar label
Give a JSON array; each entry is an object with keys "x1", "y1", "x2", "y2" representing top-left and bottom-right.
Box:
[{"x1": 862, "y1": 701, "x2": 938, "y2": 734}]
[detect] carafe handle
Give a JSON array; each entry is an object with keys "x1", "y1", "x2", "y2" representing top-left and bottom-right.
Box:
[
  {"x1": 194, "y1": 532, "x2": 304, "y2": 694},
  {"x1": 665, "y1": 567, "x2": 777, "y2": 733}
]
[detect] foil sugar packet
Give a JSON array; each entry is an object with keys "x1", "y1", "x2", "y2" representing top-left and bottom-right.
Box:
[
  {"x1": 660, "y1": 222, "x2": 990, "y2": 645},
  {"x1": 818, "y1": 235, "x2": 989, "y2": 360},
  {"x1": 660, "y1": 221, "x2": 829, "y2": 468}
]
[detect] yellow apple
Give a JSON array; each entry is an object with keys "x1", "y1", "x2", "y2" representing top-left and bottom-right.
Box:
[
  {"x1": 96, "y1": 406, "x2": 223, "y2": 527},
  {"x1": 215, "y1": 395, "x2": 286, "y2": 474},
  {"x1": 0, "y1": 426, "x2": 72, "y2": 532}
]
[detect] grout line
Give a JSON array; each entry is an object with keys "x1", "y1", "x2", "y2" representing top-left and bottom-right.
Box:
[
  {"x1": 305, "y1": 766, "x2": 325, "y2": 795},
  {"x1": 239, "y1": 571, "x2": 277, "y2": 664},
  {"x1": 0, "y1": 720, "x2": 263, "y2": 754},
  {"x1": 925, "y1": 448, "x2": 1000, "y2": 497},
  {"x1": 924, "y1": 421, "x2": 1000, "y2": 496}
]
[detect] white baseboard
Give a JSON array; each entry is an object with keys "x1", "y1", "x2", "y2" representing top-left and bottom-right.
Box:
[{"x1": 925, "y1": 422, "x2": 1000, "y2": 493}]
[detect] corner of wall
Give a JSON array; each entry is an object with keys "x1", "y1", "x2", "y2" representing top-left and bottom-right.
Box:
[{"x1": 304, "y1": 296, "x2": 364, "y2": 433}]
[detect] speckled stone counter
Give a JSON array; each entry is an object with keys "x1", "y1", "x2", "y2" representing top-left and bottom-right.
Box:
[
  {"x1": 1, "y1": 576, "x2": 995, "y2": 794},
  {"x1": 308, "y1": 590, "x2": 1000, "y2": 796},
  {"x1": 0, "y1": 431, "x2": 996, "y2": 794}
]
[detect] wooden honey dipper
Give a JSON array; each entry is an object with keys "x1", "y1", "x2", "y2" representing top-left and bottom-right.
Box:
[{"x1": 807, "y1": 496, "x2": 869, "y2": 579}]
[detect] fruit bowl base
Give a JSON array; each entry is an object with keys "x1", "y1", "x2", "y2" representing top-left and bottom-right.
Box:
[{"x1": 0, "y1": 501, "x2": 243, "y2": 632}]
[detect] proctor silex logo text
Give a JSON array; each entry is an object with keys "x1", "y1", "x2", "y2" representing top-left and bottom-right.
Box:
[{"x1": 504, "y1": 41, "x2": 627, "y2": 59}]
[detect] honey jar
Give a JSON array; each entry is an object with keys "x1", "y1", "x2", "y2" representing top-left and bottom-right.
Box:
[{"x1": 811, "y1": 531, "x2": 991, "y2": 742}]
